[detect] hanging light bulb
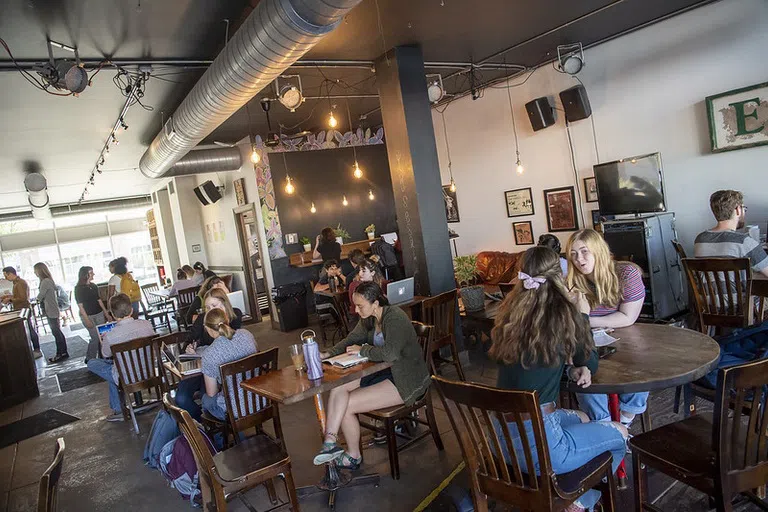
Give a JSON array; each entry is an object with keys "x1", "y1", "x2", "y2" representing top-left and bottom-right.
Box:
[
  {"x1": 285, "y1": 176, "x2": 295, "y2": 195},
  {"x1": 328, "y1": 111, "x2": 338, "y2": 128},
  {"x1": 250, "y1": 144, "x2": 260, "y2": 164},
  {"x1": 342, "y1": 195, "x2": 348, "y2": 206},
  {"x1": 449, "y1": 177, "x2": 456, "y2": 192},
  {"x1": 310, "y1": 202, "x2": 316, "y2": 213},
  {"x1": 353, "y1": 161, "x2": 363, "y2": 179},
  {"x1": 516, "y1": 158, "x2": 525, "y2": 175},
  {"x1": 368, "y1": 189, "x2": 375, "y2": 200}
]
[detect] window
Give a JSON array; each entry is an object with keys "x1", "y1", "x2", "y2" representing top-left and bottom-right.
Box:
[
  {"x1": 52, "y1": 212, "x2": 107, "y2": 229},
  {"x1": 111, "y1": 231, "x2": 155, "y2": 284},
  {"x1": 58, "y1": 237, "x2": 114, "y2": 287},
  {"x1": 0, "y1": 218, "x2": 54, "y2": 235},
  {"x1": 2, "y1": 245, "x2": 64, "y2": 294}
]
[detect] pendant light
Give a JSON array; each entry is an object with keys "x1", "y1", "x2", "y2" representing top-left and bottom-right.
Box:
[
  {"x1": 326, "y1": 81, "x2": 338, "y2": 128},
  {"x1": 440, "y1": 111, "x2": 456, "y2": 191},
  {"x1": 505, "y1": 75, "x2": 524, "y2": 175},
  {"x1": 342, "y1": 195, "x2": 348, "y2": 206},
  {"x1": 368, "y1": 189, "x2": 375, "y2": 200},
  {"x1": 310, "y1": 202, "x2": 317, "y2": 213},
  {"x1": 245, "y1": 101, "x2": 261, "y2": 164},
  {"x1": 346, "y1": 101, "x2": 363, "y2": 179},
  {"x1": 282, "y1": 152, "x2": 295, "y2": 195}
]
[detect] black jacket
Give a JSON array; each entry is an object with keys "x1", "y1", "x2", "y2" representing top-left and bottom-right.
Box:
[{"x1": 190, "y1": 307, "x2": 243, "y2": 347}]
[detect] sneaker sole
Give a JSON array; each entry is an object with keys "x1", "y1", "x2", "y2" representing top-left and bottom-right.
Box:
[{"x1": 313, "y1": 448, "x2": 344, "y2": 465}]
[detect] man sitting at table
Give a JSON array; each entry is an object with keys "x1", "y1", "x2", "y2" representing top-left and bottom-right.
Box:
[
  {"x1": 694, "y1": 190, "x2": 768, "y2": 277},
  {"x1": 314, "y1": 260, "x2": 346, "y2": 293}
]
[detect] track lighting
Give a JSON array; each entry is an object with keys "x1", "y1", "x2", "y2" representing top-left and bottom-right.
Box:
[
  {"x1": 353, "y1": 161, "x2": 363, "y2": 179},
  {"x1": 310, "y1": 202, "x2": 316, "y2": 213},
  {"x1": 274, "y1": 75, "x2": 305, "y2": 112},
  {"x1": 342, "y1": 195, "x2": 348, "y2": 206},
  {"x1": 368, "y1": 189, "x2": 375, "y2": 200},
  {"x1": 250, "y1": 144, "x2": 260, "y2": 164},
  {"x1": 111, "y1": 134, "x2": 119, "y2": 145},
  {"x1": 285, "y1": 176, "x2": 295, "y2": 195},
  {"x1": 119, "y1": 118, "x2": 128, "y2": 130}
]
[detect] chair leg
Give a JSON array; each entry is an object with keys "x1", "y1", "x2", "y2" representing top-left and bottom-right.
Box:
[
  {"x1": 385, "y1": 418, "x2": 400, "y2": 480},
  {"x1": 282, "y1": 465, "x2": 301, "y2": 511},
  {"x1": 126, "y1": 400, "x2": 140, "y2": 435},
  {"x1": 425, "y1": 397, "x2": 444, "y2": 451},
  {"x1": 640, "y1": 408, "x2": 651, "y2": 433},
  {"x1": 673, "y1": 385, "x2": 682, "y2": 414},
  {"x1": 450, "y1": 339, "x2": 466, "y2": 382},
  {"x1": 633, "y1": 452, "x2": 646, "y2": 512},
  {"x1": 600, "y1": 463, "x2": 617, "y2": 512},
  {"x1": 683, "y1": 384, "x2": 697, "y2": 417},
  {"x1": 714, "y1": 492, "x2": 734, "y2": 512},
  {"x1": 265, "y1": 478, "x2": 278, "y2": 505}
]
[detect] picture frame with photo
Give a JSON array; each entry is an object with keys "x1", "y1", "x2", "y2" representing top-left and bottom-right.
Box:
[
  {"x1": 504, "y1": 187, "x2": 535, "y2": 217},
  {"x1": 442, "y1": 185, "x2": 460, "y2": 223},
  {"x1": 234, "y1": 178, "x2": 247, "y2": 206},
  {"x1": 543, "y1": 186, "x2": 579, "y2": 232},
  {"x1": 583, "y1": 176, "x2": 599, "y2": 203},
  {"x1": 513, "y1": 221, "x2": 534, "y2": 245}
]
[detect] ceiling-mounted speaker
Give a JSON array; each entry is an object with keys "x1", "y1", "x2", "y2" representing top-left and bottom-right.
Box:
[
  {"x1": 525, "y1": 97, "x2": 555, "y2": 131},
  {"x1": 559, "y1": 85, "x2": 592, "y2": 123},
  {"x1": 193, "y1": 180, "x2": 223, "y2": 206}
]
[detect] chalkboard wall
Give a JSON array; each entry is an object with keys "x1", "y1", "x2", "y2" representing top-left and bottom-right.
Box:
[{"x1": 269, "y1": 144, "x2": 397, "y2": 287}]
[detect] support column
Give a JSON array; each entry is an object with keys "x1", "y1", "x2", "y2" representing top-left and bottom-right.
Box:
[{"x1": 375, "y1": 46, "x2": 453, "y2": 297}]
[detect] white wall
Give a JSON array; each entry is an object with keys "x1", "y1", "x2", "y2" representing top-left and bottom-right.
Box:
[
  {"x1": 433, "y1": 0, "x2": 768, "y2": 257},
  {"x1": 153, "y1": 188, "x2": 181, "y2": 278},
  {"x1": 168, "y1": 175, "x2": 209, "y2": 266}
]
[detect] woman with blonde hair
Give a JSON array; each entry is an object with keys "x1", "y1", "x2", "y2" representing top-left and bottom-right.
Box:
[
  {"x1": 200, "y1": 308, "x2": 258, "y2": 421},
  {"x1": 566, "y1": 229, "x2": 648, "y2": 426},
  {"x1": 34, "y1": 262, "x2": 69, "y2": 363}
]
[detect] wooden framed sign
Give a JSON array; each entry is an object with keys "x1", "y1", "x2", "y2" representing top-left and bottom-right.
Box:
[
  {"x1": 705, "y1": 81, "x2": 768, "y2": 153},
  {"x1": 504, "y1": 187, "x2": 535, "y2": 217},
  {"x1": 543, "y1": 186, "x2": 578, "y2": 232}
]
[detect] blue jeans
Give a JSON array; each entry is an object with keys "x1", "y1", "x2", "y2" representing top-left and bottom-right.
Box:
[
  {"x1": 87, "y1": 358, "x2": 121, "y2": 412},
  {"x1": 496, "y1": 405, "x2": 626, "y2": 510},
  {"x1": 202, "y1": 393, "x2": 227, "y2": 421},
  {"x1": 577, "y1": 392, "x2": 649, "y2": 422},
  {"x1": 175, "y1": 375, "x2": 204, "y2": 421}
]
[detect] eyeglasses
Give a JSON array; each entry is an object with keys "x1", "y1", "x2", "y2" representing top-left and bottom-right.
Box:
[{"x1": 740, "y1": 204, "x2": 748, "y2": 211}]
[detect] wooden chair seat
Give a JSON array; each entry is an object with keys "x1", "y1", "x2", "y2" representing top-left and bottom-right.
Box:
[
  {"x1": 363, "y1": 395, "x2": 425, "y2": 419},
  {"x1": 214, "y1": 433, "x2": 288, "y2": 486},
  {"x1": 552, "y1": 451, "x2": 614, "y2": 499}
]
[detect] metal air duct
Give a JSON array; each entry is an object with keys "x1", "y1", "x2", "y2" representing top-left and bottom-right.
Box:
[
  {"x1": 139, "y1": 0, "x2": 363, "y2": 179},
  {"x1": 24, "y1": 172, "x2": 51, "y2": 220},
  {"x1": 165, "y1": 147, "x2": 243, "y2": 177},
  {"x1": 0, "y1": 195, "x2": 152, "y2": 222}
]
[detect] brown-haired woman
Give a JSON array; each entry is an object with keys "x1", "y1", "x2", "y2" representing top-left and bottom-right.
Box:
[
  {"x1": 313, "y1": 227, "x2": 341, "y2": 263},
  {"x1": 34, "y1": 262, "x2": 69, "y2": 363},
  {"x1": 490, "y1": 246, "x2": 627, "y2": 512},
  {"x1": 347, "y1": 259, "x2": 387, "y2": 314}
]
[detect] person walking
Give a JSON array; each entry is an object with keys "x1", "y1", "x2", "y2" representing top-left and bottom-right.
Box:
[{"x1": 34, "y1": 262, "x2": 69, "y2": 363}]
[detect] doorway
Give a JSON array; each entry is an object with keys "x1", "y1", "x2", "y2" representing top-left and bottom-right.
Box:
[{"x1": 234, "y1": 206, "x2": 271, "y2": 323}]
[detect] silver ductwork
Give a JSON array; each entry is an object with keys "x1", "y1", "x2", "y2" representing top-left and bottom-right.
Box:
[
  {"x1": 24, "y1": 173, "x2": 51, "y2": 220},
  {"x1": 0, "y1": 195, "x2": 152, "y2": 222},
  {"x1": 139, "y1": 0, "x2": 363, "y2": 179},
  {"x1": 165, "y1": 147, "x2": 243, "y2": 177}
]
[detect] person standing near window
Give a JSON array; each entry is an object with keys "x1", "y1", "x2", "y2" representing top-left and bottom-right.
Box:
[
  {"x1": 2, "y1": 266, "x2": 41, "y2": 358},
  {"x1": 75, "y1": 266, "x2": 112, "y2": 362},
  {"x1": 34, "y1": 262, "x2": 69, "y2": 363},
  {"x1": 109, "y1": 257, "x2": 141, "y2": 319}
]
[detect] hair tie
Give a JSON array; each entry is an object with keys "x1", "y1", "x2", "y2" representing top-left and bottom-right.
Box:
[{"x1": 518, "y1": 271, "x2": 547, "y2": 290}]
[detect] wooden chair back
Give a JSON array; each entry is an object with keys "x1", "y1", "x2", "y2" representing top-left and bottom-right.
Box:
[
  {"x1": 331, "y1": 292, "x2": 351, "y2": 336},
  {"x1": 111, "y1": 335, "x2": 164, "y2": 395},
  {"x1": 422, "y1": 290, "x2": 465, "y2": 380},
  {"x1": 671, "y1": 239, "x2": 688, "y2": 260},
  {"x1": 177, "y1": 288, "x2": 199, "y2": 309},
  {"x1": 713, "y1": 358, "x2": 768, "y2": 494},
  {"x1": 432, "y1": 376, "x2": 554, "y2": 511},
  {"x1": 141, "y1": 283, "x2": 166, "y2": 308},
  {"x1": 37, "y1": 438, "x2": 65, "y2": 512},
  {"x1": 682, "y1": 257, "x2": 753, "y2": 332},
  {"x1": 411, "y1": 321, "x2": 434, "y2": 366},
  {"x1": 219, "y1": 347, "x2": 283, "y2": 443},
  {"x1": 154, "y1": 331, "x2": 190, "y2": 391}
]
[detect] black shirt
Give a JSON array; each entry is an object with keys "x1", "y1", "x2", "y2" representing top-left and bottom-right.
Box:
[
  {"x1": 203, "y1": 269, "x2": 217, "y2": 280},
  {"x1": 190, "y1": 308, "x2": 243, "y2": 347},
  {"x1": 74, "y1": 283, "x2": 102, "y2": 316},
  {"x1": 317, "y1": 241, "x2": 341, "y2": 263}
]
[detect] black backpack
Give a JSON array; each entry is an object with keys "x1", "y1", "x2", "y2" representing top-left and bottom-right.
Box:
[{"x1": 371, "y1": 239, "x2": 398, "y2": 267}]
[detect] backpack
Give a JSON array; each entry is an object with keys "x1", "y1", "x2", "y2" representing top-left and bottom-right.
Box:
[
  {"x1": 143, "y1": 409, "x2": 180, "y2": 470},
  {"x1": 55, "y1": 285, "x2": 70, "y2": 309},
  {"x1": 120, "y1": 272, "x2": 142, "y2": 303},
  {"x1": 159, "y1": 428, "x2": 217, "y2": 505},
  {"x1": 371, "y1": 239, "x2": 398, "y2": 267},
  {"x1": 696, "y1": 320, "x2": 768, "y2": 389}
]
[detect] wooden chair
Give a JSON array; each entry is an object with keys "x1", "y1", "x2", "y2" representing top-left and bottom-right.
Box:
[
  {"x1": 163, "y1": 394, "x2": 299, "y2": 512},
  {"x1": 112, "y1": 335, "x2": 164, "y2": 434},
  {"x1": 154, "y1": 331, "x2": 190, "y2": 392},
  {"x1": 671, "y1": 239, "x2": 688, "y2": 260},
  {"x1": 359, "y1": 322, "x2": 444, "y2": 480},
  {"x1": 141, "y1": 283, "x2": 173, "y2": 332},
  {"x1": 176, "y1": 287, "x2": 199, "y2": 331},
  {"x1": 631, "y1": 358, "x2": 768, "y2": 512},
  {"x1": 422, "y1": 290, "x2": 466, "y2": 381},
  {"x1": 37, "y1": 438, "x2": 65, "y2": 512},
  {"x1": 432, "y1": 376, "x2": 616, "y2": 512}
]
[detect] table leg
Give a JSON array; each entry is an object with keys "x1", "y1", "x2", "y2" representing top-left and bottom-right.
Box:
[
  {"x1": 314, "y1": 394, "x2": 327, "y2": 436},
  {"x1": 608, "y1": 393, "x2": 628, "y2": 489}
]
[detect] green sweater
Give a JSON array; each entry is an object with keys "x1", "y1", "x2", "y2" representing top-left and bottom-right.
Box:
[{"x1": 328, "y1": 306, "x2": 430, "y2": 406}]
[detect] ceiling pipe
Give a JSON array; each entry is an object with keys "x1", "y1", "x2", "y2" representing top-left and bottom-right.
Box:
[
  {"x1": 0, "y1": 195, "x2": 151, "y2": 222},
  {"x1": 164, "y1": 147, "x2": 243, "y2": 177},
  {"x1": 138, "y1": 0, "x2": 365, "y2": 179},
  {"x1": 24, "y1": 173, "x2": 51, "y2": 220}
]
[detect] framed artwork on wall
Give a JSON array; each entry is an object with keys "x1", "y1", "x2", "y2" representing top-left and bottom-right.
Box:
[
  {"x1": 513, "y1": 221, "x2": 534, "y2": 245},
  {"x1": 591, "y1": 209, "x2": 602, "y2": 232},
  {"x1": 234, "y1": 178, "x2": 247, "y2": 206},
  {"x1": 583, "y1": 177, "x2": 599, "y2": 202},
  {"x1": 442, "y1": 185, "x2": 460, "y2": 223},
  {"x1": 504, "y1": 187, "x2": 535, "y2": 217},
  {"x1": 705, "y1": 81, "x2": 768, "y2": 153},
  {"x1": 543, "y1": 186, "x2": 579, "y2": 232}
]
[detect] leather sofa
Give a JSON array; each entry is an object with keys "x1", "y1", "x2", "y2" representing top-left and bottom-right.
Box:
[{"x1": 475, "y1": 251, "x2": 524, "y2": 285}]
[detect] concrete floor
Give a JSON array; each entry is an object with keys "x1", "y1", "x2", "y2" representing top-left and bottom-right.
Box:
[{"x1": 1, "y1": 320, "x2": 764, "y2": 511}]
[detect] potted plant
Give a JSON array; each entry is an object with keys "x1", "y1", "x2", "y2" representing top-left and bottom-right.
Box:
[
  {"x1": 300, "y1": 236, "x2": 311, "y2": 252},
  {"x1": 334, "y1": 223, "x2": 351, "y2": 245},
  {"x1": 365, "y1": 224, "x2": 376, "y2": 240},
  {"x1": 453, "y1": 255, "x2": 485, "y2": 312}
]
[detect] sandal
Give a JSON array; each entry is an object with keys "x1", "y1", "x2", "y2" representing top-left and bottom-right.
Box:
[
  {"x1": 335, "y1": 452, "x2": 362, "y2": 470},
  {"x1": 48, "y1": 353, "x2": 70, "y2": 364},
  {"x1": 313, "y1": 442, "x2": 344, "y2": 465}
]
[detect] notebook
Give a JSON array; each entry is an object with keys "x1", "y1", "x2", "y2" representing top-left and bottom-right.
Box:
[
  {"x1": 161, "y1": 343, "x2": 203, "y2": 376},
  {"x1": 323, "y1": 352, "x2": 369, "y2": 369},
  {"x1": 592, "y1": 328, "x2": 619, "y2": 347}
]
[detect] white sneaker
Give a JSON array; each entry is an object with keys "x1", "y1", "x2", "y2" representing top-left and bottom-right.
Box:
[{"x1": 32, "y1": 350, "x2": 43, "y2": 359}]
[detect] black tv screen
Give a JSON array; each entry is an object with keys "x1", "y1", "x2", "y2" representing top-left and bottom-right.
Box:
[{"x1": 593, "y1": 153, "x2": 666, "y2": 216}]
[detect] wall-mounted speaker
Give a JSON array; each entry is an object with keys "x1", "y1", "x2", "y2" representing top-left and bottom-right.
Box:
[
  {"x1": 193, "y1": 180, "x2": 223, "y2": 206},
  {"x1": 559, "y1": 84, "x2": 592, "y2": 122},
  {"x1": 525, "y1": 97, "x2": 555, "y2": 131}
]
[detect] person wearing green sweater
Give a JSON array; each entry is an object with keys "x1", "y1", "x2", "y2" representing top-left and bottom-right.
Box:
[
  {"x1": 490, "y1": 247, "x2": 628, "y2": 512},
  {"x1": 314, "y1": 282, "x2": 430, "y2": 469}
]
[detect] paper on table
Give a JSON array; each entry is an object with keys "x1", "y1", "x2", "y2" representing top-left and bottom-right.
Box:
[
  {"x1": 592, "y1": 329, "x2": 618, "y2": 347},
  {"x1": 323, "y1": 352, "x2": 369, "y2": 368}
]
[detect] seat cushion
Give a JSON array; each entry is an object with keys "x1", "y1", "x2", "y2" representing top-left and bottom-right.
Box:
[
  {"x1": 553, "y1": 450, "x2": 613, "y2": 496},
  {"x1": 214, "y1": 434, "x2": 289, "y2": 483}
]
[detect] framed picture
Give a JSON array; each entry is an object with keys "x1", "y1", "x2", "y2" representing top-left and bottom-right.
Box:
[
  {"x1": 543, "y1": 186, "x2": 579, "y2": 232},
  {"x1": 234, "y1": 178, "x2": 247, "y2": 206},
  {"x1": 504, "y1": 187, "x2": 535, "y2": 217},
  {"x1": 513, "y1": 221, "x2": 534, "y2": 245},
  {"x1": 583, "y1": 176, "x2": 599, "y2": 202},
  {"x1": 705, "y1": 81, "x2": 768, "y2": 153},
  {"x1": 442, "y1": 185, "x2": 460, "y2": 223},
  {"x1": 591, "y1": 209, "x2": 602, "y2": 232}
]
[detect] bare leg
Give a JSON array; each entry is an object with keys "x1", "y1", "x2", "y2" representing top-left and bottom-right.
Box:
[
  {"x1": 339, "y1": 380, "x2": 403, "y2": 459},
  {"x1": 323, "y1": 379, "x2": 361, "y2": 443}
]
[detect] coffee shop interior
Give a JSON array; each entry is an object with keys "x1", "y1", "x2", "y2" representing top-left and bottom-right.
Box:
[{"x1": 1, "y1": 0, "x2": 768, "y2": 510}]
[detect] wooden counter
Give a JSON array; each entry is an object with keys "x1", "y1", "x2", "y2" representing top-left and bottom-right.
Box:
[
  {"x1": 0, "y1": 309, "x2": 39, "y2": 410},
  {"x1": 289, "y1": 238, "x2": 378, "y2": 268}
]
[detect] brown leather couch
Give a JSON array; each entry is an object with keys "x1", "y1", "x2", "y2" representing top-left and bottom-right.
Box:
[{"x1": 475, "y1": 251, "x2": 524, "y2": 285}]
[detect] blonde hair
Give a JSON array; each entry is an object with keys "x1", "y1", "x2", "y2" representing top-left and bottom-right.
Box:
[
  {"x1": 204, "y1": 287, "x2": 236, "y2": 320},
  {"x1": 566, "y1": 229, "x2": 625, "y2": 309},
  {"x1": 204, "y1": 308, "x2": 235, "y2": 340},
  {"x1": 33, "y1": 262, "x2": 53, "y2": 282}
]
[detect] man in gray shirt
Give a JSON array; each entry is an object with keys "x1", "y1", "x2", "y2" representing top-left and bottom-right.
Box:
[{"x1": 694, "y1": 190, "x2": 768, "y2": 276}]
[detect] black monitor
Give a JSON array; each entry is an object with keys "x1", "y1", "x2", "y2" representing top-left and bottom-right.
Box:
[{"x1": 593, "y1": 152, "x2": 666, "y2": 216}]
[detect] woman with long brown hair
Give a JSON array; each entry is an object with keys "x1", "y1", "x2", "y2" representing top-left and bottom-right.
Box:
[
  {"x1": 34, "y1": 262, "x2": 69, "y2": 363},
  {"x1": 490, "y1": 247, "x2": 627, "y2": 512},
  {"x1": 313, "y1": 226, "x2": 341, "y2": 263}
]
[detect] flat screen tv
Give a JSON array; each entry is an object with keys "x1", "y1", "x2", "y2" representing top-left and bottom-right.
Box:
[{"x1": 593, "y1": 152, "x2": 666, "y2": 216}]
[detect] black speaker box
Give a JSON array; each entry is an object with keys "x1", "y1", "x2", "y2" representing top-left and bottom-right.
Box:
[
  {"x1": 559, "y1": 84, "x2": 592, "y2": 122},
  {"x1": 525, "y1": 97, "x2": 555, "y2": 131},
  {"x1": 193, "y1": 180, "x2": 222, "y2": 205}
]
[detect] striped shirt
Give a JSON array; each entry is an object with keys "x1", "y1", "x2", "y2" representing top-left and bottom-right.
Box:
[
  {"x1": 589, "y1": 263, "x2": 646, "y2": 317},
  {"x1": 693, "y1": 230, "x2": 768, "y2": 272}
]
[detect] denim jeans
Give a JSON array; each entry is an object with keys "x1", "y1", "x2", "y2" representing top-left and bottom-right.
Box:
[
  {"x1": 496, "y1": 405, "x2": 626, "y2": 510},
  {"x1": 47, "y1": 317, "x2": 68, "y2": 356},
  {"x1": 26, "y1": 315, "x2": 40, "y2": 350},
  {"x1": 202, "y1": 393, "x2": 227, "y2": 421},
  {"x1": 175, "y1": 375, "x2": 205, "y2": 421},
  {"x1": 577, "y1": 392, "x2": 650, "y2": 422},
  {"x1": 84, "y1": 311, "x2": 106, "y2": 362},
  {"x1": 87, "y1": 358, "x2": 121, "y2": 412}
]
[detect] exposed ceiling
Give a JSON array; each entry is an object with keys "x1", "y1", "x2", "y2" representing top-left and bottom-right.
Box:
[{"x1": 0, "y1": 0, "x2": 716, "y2": 213}]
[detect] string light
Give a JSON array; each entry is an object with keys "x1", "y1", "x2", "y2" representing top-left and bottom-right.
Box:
[
  {"x1": 346, "y1": 101, "x2": 363, "y2": 179},
  {"x1": 516, "y1": 160, "x2": 524, "y2": 175},
  {"x1": 250, "y1": 143, "x2": 260, "y2": 164},
  {"x1": 505, "y1": 74, "x2": 524, "y2": 176},
  {"x1": 440, "y1": 111, "x2": 456, "y2": 191},
  {"x1": 449, "y1": 177, "x2": 456, "y2": 193},
  {"x1": 353, "y1": 162, "x2": 363, "y2": 179},
  {"x1": 342, "y1": 195, "x2": 348, "y2": 206},
  {"x1": 285, "y1": 175, "x2": 295, "y2": 195},
  {"x1": 310, "y1": 202, "x2": 316, "y2": 213},
  {"x1": 328, "y1": 111, "x2": 338, "y2": 128},
  {"x1": 368, "y1": 189, "x2": 375, "y2": 200}
]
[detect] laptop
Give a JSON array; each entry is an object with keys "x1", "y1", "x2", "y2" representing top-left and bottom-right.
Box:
[
  {"x1": 161, "y1": 343, "x2": 202, "y2": 377},
  {"x1": 96, "y1": 321, "x2": 117, "y2": 343},
  {"x1": 227, "y1": 290, "x2": 246, "y2": 314},
  {"x1": 387, "y1": 277, "x2": 414, "y2": 305}
]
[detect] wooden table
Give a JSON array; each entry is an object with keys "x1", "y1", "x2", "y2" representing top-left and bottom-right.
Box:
[{"x1": 241, "y1": 361, "x2": 392, "y2": 508}]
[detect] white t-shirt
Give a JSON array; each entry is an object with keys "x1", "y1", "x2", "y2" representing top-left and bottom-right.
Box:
[{"x1": 108, "y1": 275, "x2": 121, "y2": 293}]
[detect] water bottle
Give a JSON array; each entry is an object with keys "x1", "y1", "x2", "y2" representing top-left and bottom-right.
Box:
[
  {"x1": 301, "y1": 329, "x2": 324, "y2": 380},
  {"x1": 328, "y1": 275, "x2": 338, "y2": 293}
]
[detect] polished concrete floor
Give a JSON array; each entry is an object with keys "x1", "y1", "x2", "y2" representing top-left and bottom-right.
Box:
[{"x1": 0, "y1": 319, "x2": 764, "y2": 511}]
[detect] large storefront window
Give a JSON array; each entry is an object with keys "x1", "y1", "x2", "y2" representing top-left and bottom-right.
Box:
[
  {"x1": 111, "y1": 231, "x2": 155, "y2": 283},
  {"x1": 58, "y1": 237, "x2": 114, "y2": 286},
  {"x1": 2, "y1": 245, "x2": 63, "y2": 294}
]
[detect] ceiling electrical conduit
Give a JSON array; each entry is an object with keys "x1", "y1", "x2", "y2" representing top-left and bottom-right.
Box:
[{"x1": 138, "y1": 0, "x2": 365, "y2": 179}]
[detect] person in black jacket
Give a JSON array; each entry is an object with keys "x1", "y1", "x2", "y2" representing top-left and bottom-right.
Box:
[{"x1": 184, "y1": 276, "x2": 226, "y2": 326}]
